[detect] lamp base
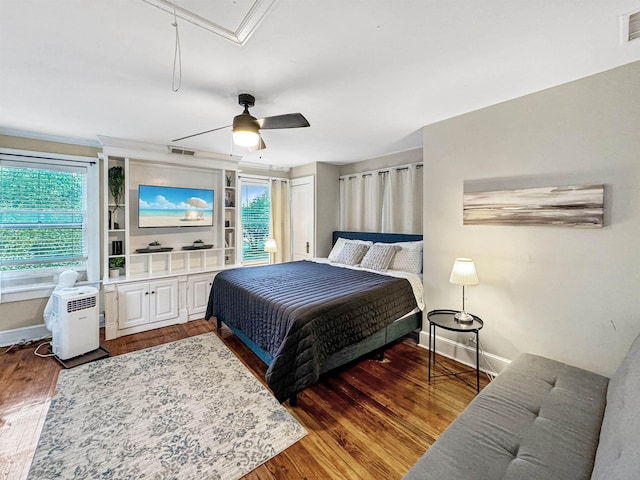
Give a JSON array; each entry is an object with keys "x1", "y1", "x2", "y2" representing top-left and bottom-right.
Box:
[{"x1": 454, "y1": 311, "x2": 474, "y2": 323}]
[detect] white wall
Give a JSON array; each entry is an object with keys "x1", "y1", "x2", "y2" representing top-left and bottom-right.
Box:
[{"x1": 422, "y1": 61, "x2": 640, "y2": 377}]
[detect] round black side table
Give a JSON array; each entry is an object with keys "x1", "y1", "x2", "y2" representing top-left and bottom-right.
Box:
[{"x1": 427, "y1": 309, "x2": 484, "y2": 393}]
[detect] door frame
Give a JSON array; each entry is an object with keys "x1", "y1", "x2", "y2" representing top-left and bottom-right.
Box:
[{"x1": 291, "y1": 175, "x2": 315, "y2": 260}]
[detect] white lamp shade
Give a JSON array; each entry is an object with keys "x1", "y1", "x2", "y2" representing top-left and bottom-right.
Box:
[
  {"x1": 449, "y1": 258, "x2": 479, "y2": 286},
  {"x1": 264, "y1": 238, "x2": 278, "y2": 253}
]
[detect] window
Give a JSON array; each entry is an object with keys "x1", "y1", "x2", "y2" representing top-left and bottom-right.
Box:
[
  {"x1": 0, "y1": 149, "x2": 99, "y2": 302},
  {"x1": 239, "y1": 177, "x2": 270, "y2": 264}
]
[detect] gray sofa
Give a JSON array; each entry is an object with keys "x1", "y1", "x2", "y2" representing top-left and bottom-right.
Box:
[{"x1": 403, "y1": 333, "x2": 640, "y2": 480}]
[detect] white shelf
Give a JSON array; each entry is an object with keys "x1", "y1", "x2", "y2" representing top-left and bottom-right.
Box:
[{"x1": 102, "y1": 156, "x2": 240, "y2": 279}]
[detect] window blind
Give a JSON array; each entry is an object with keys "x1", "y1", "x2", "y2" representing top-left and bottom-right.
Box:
[
  {"x1": 239, "y1": 180, "x2": 270, "y2": 263},
  {"x1": 0, "y1": 159, "x2": 89, "y2": 291}
]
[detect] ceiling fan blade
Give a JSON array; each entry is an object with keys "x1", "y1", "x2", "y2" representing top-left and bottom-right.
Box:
[
  {"x1": 171, "y1": 125, "x2": 231, "y2": 142},
  {"x1": 248, "y1": 136, "x2": 266, "y2": 151},
  {"x1": 258, "y1": 113, "x2": 310, "y2": 130}
]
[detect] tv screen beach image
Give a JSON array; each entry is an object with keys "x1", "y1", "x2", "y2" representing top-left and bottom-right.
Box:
[{"x1": 138, "y1": 185, "x2": 214, "y2": 228}]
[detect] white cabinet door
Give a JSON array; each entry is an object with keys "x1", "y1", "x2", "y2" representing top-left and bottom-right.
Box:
[
  {"x1": 118, "y1": 282, "x2": 150, "y2": 329},
  {"x1": 150, "y1": 279, "x2": 178, "y2": 323},
  {"x1": 187, "y1": 273, "x2": 216, "y2": 320},
  {"x1": 291, "y1": 176, "x2": 315, "y2": 260},
  {"x1": 117, "y1": 279, "x2": 178, "y2": 330}
]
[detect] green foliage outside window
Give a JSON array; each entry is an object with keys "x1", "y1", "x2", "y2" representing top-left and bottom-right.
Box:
[
  {"x1": 241, "y1": 187, "x2": 270, "y2": 262},
  {"x1": 0, "y1": 166, "x2": 85, "y2": 272}
]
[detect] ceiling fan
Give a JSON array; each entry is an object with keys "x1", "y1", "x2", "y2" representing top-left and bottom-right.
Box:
[{"x1": 172, "y1": 93, "x2": 310, "y2": 150}]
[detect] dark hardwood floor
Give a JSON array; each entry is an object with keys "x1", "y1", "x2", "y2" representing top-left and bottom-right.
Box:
[{"x1": 0, "y1": 319, "x2": 487, "y2": 480}]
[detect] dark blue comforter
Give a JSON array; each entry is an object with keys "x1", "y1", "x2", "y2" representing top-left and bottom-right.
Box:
[{"x1": 205, "y1": 260, "x2": 417, "y2": 402}]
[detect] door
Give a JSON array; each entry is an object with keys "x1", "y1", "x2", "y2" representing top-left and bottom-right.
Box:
[
  {"x1": 118, "y1": 282, "x2": 149, "y2": 329},
  {"x1": 150, "y1": 279, "x2": 178, "y2": 323},
  {"x1": 291, "y1": 176, "x2": 314, "y2": 260},
  {"x1": 188, "y1": 273, "x2": 216, "y2": 320}
]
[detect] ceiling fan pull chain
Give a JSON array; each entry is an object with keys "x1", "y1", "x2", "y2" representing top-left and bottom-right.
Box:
[{"x1": 171, "y1": 1, "x2": 182, "y2": 92}]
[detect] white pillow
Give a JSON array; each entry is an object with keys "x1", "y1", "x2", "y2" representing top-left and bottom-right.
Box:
[
  {"x1": 334, "y1": 242, "x2": 370, "y2": 266},
  {"x1": 360, "y1": 243, "x2": 400, "y2": 271},
  {"x1": 389, "y1": 240, "x2": 423, "y2": 273},
  {"x1": 391, "y1": 240, "x2": 423, "y2": 251},
  {"x1": 328, "y1": 238, "x2": 372, "y2": 261}
]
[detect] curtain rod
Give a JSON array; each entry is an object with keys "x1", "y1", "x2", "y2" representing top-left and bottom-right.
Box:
[
  {"x1": 339, "y1": 161, "x2": 422, "y2": 180},
  {"x1": 238, "y1": 173, "x2": 289, "y2": 183}
]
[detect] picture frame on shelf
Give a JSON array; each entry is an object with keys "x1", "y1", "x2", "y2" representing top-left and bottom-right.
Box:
[{"x1": 225, "y1": 190, "x2": 234, "y2": 207}]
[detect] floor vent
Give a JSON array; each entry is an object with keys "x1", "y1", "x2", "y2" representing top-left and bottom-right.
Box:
[{"x1": 169, "y1": 146, "x2": 196, "y2": 156}]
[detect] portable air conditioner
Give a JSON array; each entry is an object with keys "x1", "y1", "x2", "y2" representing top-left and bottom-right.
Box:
[{"x1": 50, "y1": 286, "x2": 99, "y2": 360}]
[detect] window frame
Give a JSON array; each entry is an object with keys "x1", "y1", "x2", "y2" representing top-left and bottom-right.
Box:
[
  {"x1": 0, "y1": 148, "x2": 100, "y2": 303},
  {"x1": 238, "y1": 175, "x2": 271, "y2": 266}
]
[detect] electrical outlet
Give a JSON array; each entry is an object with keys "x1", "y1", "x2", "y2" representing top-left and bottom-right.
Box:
[{"x1": 467, "y1": 335, "x2": 477, "y2": 347}]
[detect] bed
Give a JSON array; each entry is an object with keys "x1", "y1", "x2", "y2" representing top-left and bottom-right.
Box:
[{"x1": 205, "y1": 231, "x2": 424, "y2": 405}]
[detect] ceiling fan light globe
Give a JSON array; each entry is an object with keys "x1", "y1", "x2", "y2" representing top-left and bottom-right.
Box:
[
  {"x1": 232, "y1": 112, "x2": 260, "y2": 147},
  {"x1": 233, "y1": 130, "x2": 260, "y2": 147}
]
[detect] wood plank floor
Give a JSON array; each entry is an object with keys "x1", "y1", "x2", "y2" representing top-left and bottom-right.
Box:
[{"x1": 0, "y1": 319, "x2": 488, "y2": 480}]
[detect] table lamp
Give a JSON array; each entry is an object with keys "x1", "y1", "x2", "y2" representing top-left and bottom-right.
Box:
[
  {"x1": 449, "y1": 258, "x2": 479, "y2": 323},
  {"x1": 264, "y1": 238, "x2": 277, "y2": 264}
]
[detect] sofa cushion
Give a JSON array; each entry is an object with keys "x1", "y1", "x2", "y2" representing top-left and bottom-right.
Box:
[
  {"x1": 403, "y1": 353, "x2": 608, "y2": 480},
  {"x1": 590, "y1": 333, "x2": 640, "y2": 480}
]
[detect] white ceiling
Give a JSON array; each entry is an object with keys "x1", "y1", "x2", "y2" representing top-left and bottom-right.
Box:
[{"x1": 1, "y1": 1, "x2": 639, "y2": 167}]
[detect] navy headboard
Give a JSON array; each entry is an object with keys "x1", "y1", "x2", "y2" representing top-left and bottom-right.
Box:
[{"x1": 332, "y1": 231, "x2": 423, "y2": 245}]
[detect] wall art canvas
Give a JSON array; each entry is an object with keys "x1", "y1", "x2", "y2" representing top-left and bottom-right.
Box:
[
  {"x1": 138, "y1": 184, "x2": 214, "y2": 228},
  {"x1": 463, "y1": 184, "x2": 604, "y2": 227}
]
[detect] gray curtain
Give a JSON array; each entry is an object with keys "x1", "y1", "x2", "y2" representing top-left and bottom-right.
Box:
[{"x1": 340, "y1": 163, "x2": 422, "y2": 234}]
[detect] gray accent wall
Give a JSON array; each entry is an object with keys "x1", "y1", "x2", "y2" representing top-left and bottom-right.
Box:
[{"x1": 422, "y1": 61, "x2": 640, "y2": 377}]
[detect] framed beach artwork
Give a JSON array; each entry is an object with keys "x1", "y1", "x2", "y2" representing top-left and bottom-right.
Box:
[
  {"x1": 138, "y1": 184, "x2": 214, "y2": 228},
  {"x1": 463, "y1": 184, "x2": 604, "y2": 228}
]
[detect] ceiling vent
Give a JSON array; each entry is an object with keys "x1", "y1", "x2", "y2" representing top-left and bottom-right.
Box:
[
  {"x1": 169, "y1": 146, "x2": 196, "y2": 156},
  {"x1": 621, "y1": 9, "x2": 640, "y2": 43},
  {"x1": 629, "y1": 11, "x2": 640, "y2": 41}
]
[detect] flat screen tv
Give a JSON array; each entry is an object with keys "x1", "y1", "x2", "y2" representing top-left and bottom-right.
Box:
[{"x1": 138, "y1": 184, "x2": 214, "y2": 228}]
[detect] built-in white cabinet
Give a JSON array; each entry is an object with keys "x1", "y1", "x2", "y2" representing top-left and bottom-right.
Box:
[
  {"x1": 100, "y1": 137, "x2": 241, "y2": 339},
  {"x1": 187, "y1": 273, "x2": 217, "y2": 321},
  {"x1": 117, "y1": 279, "x2": 179, "y2": 331}
]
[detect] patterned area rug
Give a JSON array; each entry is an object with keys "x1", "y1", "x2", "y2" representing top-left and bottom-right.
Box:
[{"x1": 28, "y1": 333, "x2": 307, "y2": 479}]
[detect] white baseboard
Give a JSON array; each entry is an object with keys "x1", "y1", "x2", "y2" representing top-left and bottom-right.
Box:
[
  {"x1": 0, "y1": 324, "x2": 51, "y2": 347},
  {"x1": 418, "y1": 330, "x2": 511, "y2": 377},
  {"x1": 0, "y1": 313, "x2": 105, "y2": 347}
]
